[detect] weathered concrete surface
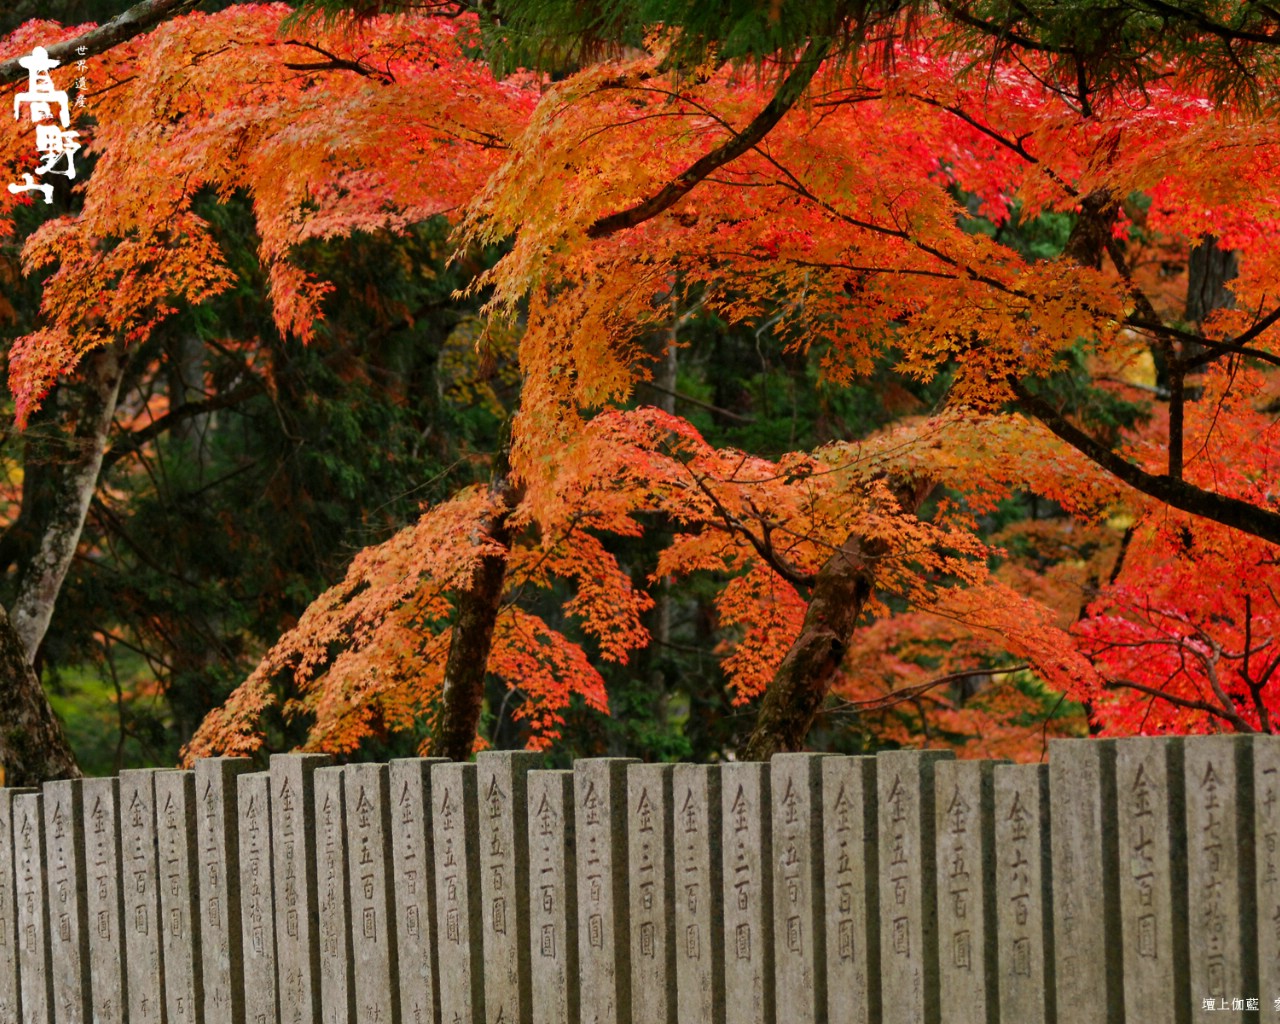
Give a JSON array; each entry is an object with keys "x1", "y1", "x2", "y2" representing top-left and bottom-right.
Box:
[
  {"x1": 672, "y1": 764, "x2": 723, "y2": 1024},
  {"x1": 194, "y1": 758, "x2": 252, "y2": 1024},
  {"x1": 823, "y1": 756, "x2": 877, "y2": 1024},
  {"x1": 528, "y1": 769, "x2": 577, "y2": 1024},
  {"x1": 878, "y1": 749, "x2": 953, "y2": 1024}
]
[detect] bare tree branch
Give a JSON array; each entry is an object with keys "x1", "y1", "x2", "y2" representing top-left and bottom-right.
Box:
[
  {"x1": 1105, "y1": 677, "x2": 1255, "y2": 731},
  {"x1": 0, "y1": 0, "x2": 200, "y2": 87},
  {"x1": 829, "y1": 663, "x2": 1030, "y2": 714}
]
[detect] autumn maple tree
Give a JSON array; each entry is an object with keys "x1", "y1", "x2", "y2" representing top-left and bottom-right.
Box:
[{"x1": 2, "y1": 0, "x2": 1278, "y2": 772}]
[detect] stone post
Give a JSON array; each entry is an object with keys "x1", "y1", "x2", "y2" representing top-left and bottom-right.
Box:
[
  {"x1": 477, "y1": 751, "x2": 540, "y2": 1024},
  {"x1": 672, "y1": 764, "x2": 723, "y2": 1024},
  {"x1": 12, "y1": 791, "x2": 48, "y2": 1024},
  {"x1": 432, "y1": 761, "x2": 484, "y2": 1024},
  {"x1": 628, "y1": 763, "x2": 675, "y2": 1024},
  {"x1": 770, "y1": 754, "x2": 827, "y2": 1024},
  {"x1": 314, "y1": 767, "x2": 353, "y2": 1024},
  {"x1": 237, "y1": 772, "x2": 278, "y2": 1024},
  {"x1": 722, "y1": 762, "x2": 773, "y2": 1024},
  {"x1": 1048, "y1": 739, "x2": 1122, "y2": 1024},
  {"x1": 822, "y1": 756, "x2": 877, "y2": 1024},
  {"x1": 193, "y1": 758, "x2": 252, "y2": 1024},
  {"x1": 1184, "y1": 735, "x2": 1256, "y2": 1015},
  {"x1": 270, "y1": 754, "x2": 331, "y2": 1024},
  {"x1": 877, "y1": 748, "x2": 953, "y2": 1024},
  {"x1": 576, "y1": 758, "x2": 638, "y2": 1024},
  {"x1": 45, "y1": 779, "x2": 90, "y2": 1024},
  {"x1": 120, "y1": 769, "x2": 168, "y2": 1024},
  {"x1": 155, "y1": 770, "x2": 202, "y2": 1024},
  {"x1": 527, "y1": 769, "x2": 577, "y2": 1024},
  {"x1": 344, "y1": 764, "x2": 398, "y2": 1024},
  {"x1": 1115, "y1": 737, "x2": 1188, "y2": 1024},
  {"x1": 0, "y1": 787, "x2": 30, "y2": 1024},
  {"x1": 934, "y1": 760, "x2": 998, "y2": 1024},
  {"x1": 389, "y1": 758, "x2": 446, "y2": 1024},
  {"x1": 992, "y1": 763, "x2": 1053, "y2": 1024},
  {"x1": 1254, "y1": 736, "x2": 1280, "y2": 1011}
]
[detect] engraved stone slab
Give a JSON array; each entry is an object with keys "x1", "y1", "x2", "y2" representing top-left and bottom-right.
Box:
[
  {"x1": 935, "y1": 760, "x2": 997, "y2": 1024},
  {"x1": 1115, "y1": 737, "x2": 1188, "y2": 1024},
  {"x1": 14, "y1": 792, "x2": 50, "y2": 1024},
  {"x1": 433, "y1": 761, "x2": 484, "y2": 1024},
  {"x1": 1255, "y1": 736, "x2": 1280, "y2": 1008},
  {"x1": 527, "y1": 770, "x2": 577, "y2": 1024},
  {"x1": 344, "y1": 764, "x2": 398, "y2": 1024},
  {"x1": 83, "y1": 778, "x2": 126, "y2": 1024},
  {"x1": 1184, "y1": 735, "x2": 1256, "y2": 1013},
  {"x1": 771, "y1": 754, "x2": 826, "y2": 1024},
  {"x1": 628, "y1": 763, "x2": 675, "y2": 1024},
  {"x1": 823, "y1": 756, "x2": 877, "y2": 1024},
  {"x1": 238, "y1": 772, "x2": 278, "y2": 1024},
  {"x1": 0, "y1": 787, "x2": 37, "y2": 1024},
  {"x1": 270, "y1": 753, "x2": 331, "y2": 1024},
  {"x1": 878, "y1": 748, "x2": 953, "y2": 1024},
  {"x1": 722, "y1": 762, "x2": 773, "y2": 1024},
  {"x1": 155, "y1": 771, "x2": 202, "y2": 1024},
  {"x1": 576, "y1": 758, "x2": 637, "y2": 1024},
  {"x1": 477, "y1": 751, "x2": 541, "y2": 1024},
  {"x1": 993, "y1": 764, "x2": 1052, "y2": 1024},
  {"x1": 314, "y1": 768, "x2": 353, "y2": 1024},
  {"x1": 389, "y1": 758, "x2": 446, "y2": 1024},
  {"x1": 672, "y1": 764, "x2": 722, "y2": 1024},
  {"x1": 1048, "y1": 739, "x2": 1121, "y2": 1024},
  {"x1": 45, "y1": 779, "x2": 90, "y2": 1024},
  {"x1": 120, "y1": 769, "x2": 167, "y2": 1024},
  {"x1": 194, "y1": 758, "x2": 252, "y2": 1024}
]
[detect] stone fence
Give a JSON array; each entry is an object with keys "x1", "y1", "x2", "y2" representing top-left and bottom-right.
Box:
[{"x1": 0, "y1": 737, "x2": 1275, "y2": 1024}]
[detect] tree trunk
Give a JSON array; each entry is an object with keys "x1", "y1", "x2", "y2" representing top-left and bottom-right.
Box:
[
  {"x1": 743, "y1": 479, "x2": 932, "y2": 760},
  {"x1": 1186, "y1": 237, "x2": 1238, "y2": 323},
  {"x1": 434, "y1": 448, "x2": 519, "y2": 760},
  {"x1": 164, "y1": 332, "x2": 218, "y2": 742},
  {"x1": 11, "y1": 343, "x2": 126, "y2": 662},
  {"x1": 0, "y1": 602, "x2": 80, "y2": 785},
  {"x1": 742, "y1": 533, "x2": 877, "y2": 760}
]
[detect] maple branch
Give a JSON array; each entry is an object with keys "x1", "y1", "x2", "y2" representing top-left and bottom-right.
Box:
[
  {"x1": 829, "y1": 663, "x2": 1029, "y2": 714},
  {"x1": 754, "y1": 150, "x2": 1029, "y2": 299},
  {"x1": 639, "y1": 381, "x2": 755, "y2": 423},
  {"x1": 911, "y1": 95, "x2": 1079, "y2": 198},
  {"x1": 714, "y1": 250, "x2": 962, "y2": 282},
  {"x1": 281, "y1": 41, "x2": 394, "y2": 84},
  {"x1": 0, "y1": 0, "x2": 200, "y2": 86},
  {"x1": 1104, "y1": 677, "x2": 1255, "y2": 731},
  {"x1": 1125, "y1": 316, "x2": 1280, "y2": 369},
  {"x1": 585, "y1": 37, "x2": 832, "y2": 240},
  {"x1": 1197, "y1": 638, "x2": 1251, "y2": 729},
  {"x1": 102, "y1": 378, "x2": 264, "y2": 470},
  {"x1": 1010, "y1": 379, "x2": 1280, "y2": 546},
  {"x1": 687, "y1": 470, "x2": 816, "y2": 588},
  {"x1": 1242, "y1": 594, "x2": 1274, "y2": 731}
]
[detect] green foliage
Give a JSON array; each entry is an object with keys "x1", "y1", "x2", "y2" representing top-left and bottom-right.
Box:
[{"x1": 20, "y1": 195, "x2": 507, "y2": 765}]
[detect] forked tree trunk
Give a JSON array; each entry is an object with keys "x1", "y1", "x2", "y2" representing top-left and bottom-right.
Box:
[
  {"x1": 742, "y1": 533, "x2": 877, "y2": 760},
  {"x1": 743, "y1": 479, "x2": 932, "y2": 760}
]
